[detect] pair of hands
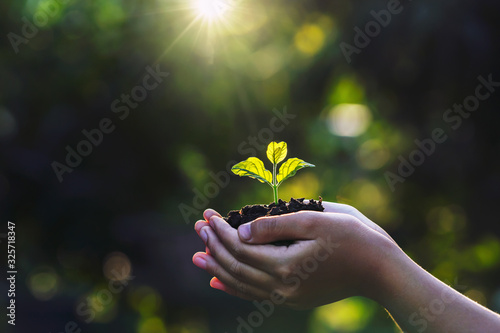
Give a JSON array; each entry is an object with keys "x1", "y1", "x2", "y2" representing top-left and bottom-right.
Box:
[
  {"x1": 192, "y1": 201, "x2": 399, "y2": 309},
  {"x1": 192, "y1": 202, "x2": 500, "y2": 332}
]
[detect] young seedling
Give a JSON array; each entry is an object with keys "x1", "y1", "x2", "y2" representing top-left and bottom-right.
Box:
[{"x1": 231, "y1": 141, "x2": 314, "y2": 204}]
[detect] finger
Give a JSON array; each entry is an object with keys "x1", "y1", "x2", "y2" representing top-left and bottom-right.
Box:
[
  {"x1": 194, "y1": 249, "x2": 271, "y2": 300},
  {"x1": 209, "y1": 216, "x2": 287, "y2": 270},
  {"x1": 321, "y1": 202, "x2": 396, "y2": 243},
  {"x1": 193, "y1": 222, "x2": 212, "y2": 253},
  {"x1": 195, "y1": 220, "x2": 210, "y2": 236},
  {"x1": 322, "y1": 202, "x2": 372, "y2": 224},
  {"x1": 321, "y1": 201, "x2": 357, "y2": 214},
  {"x1": 202, "y1": 226, "x2": 276, "y2": 288},
  {"x1": 210, "y1": 277, "x2": 261, "y2": 301},
  {"x1": 204, "y1": 209, "x2": 222, "y2": 222},
  {"x1": 305, "y1": 200, "x2": 369, "y2": 223},
  {"x1": 210, "y1": 276, "x2": 232, "y2": 293},
  {"x1": 237, "y1": 211, "x2": 321, "y2": 244},
  {"x1": 193, "y1": 251, "x2": 208, "y2": 270}
]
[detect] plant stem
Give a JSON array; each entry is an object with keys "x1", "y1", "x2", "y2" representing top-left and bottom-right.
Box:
[{"x1": 273, "y1": 161, "x2": 278, "y2": 203}]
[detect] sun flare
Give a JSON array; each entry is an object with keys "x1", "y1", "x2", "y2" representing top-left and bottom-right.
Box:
[
  {"x1": 192, "y1": 0, "x2": 232, "y2": 21},
  {"x1": 159, "y1": 0, "x2": 248, "y2": 61}
]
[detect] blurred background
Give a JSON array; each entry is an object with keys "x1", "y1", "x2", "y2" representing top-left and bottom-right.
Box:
[{"x1": 1, "y1": 0, "x2": 500, "y2": 332}]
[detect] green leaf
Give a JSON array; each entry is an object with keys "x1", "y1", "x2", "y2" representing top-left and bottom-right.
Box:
[
  {"x1": 231, "y1": 157, "x2": 273, "y2": 185},
  {"x1": 277, "y1": 158, "x2": 315, "y2": 185},
  {"x1": 266, "y1": 141, "x2": 287, "y2": 165}
]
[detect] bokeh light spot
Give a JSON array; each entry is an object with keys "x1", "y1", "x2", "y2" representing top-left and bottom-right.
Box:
[
  {"x1": 278, "y1": 172, "x2": 321, "y2": 200},
  {"x1": 103, "y1": 251, "x2": 132, "y2": 282},
  {"x1": 309, "y1": 297, "x2": 376, "y2": 332},
  {"x1": 28, "y1": 267, "x2": 59, "y2": 301},
  {"x1": 426, "y1": 205, "x2": 467, "y2": 234},
  {"x1": 356, "y1": 181, "x2": 386, "y2": 209},
  {"x1": 294, "y1": 24, "x2": 325, "y2": 56},
  {"x1": 129, "y1": 286, "x2": 162, "y2": 317},
  {"x1": 329, "y1": 77, "x2": 365, "y2": 105},
  {"x1": 327, "y1": 104, "x2": 372, "y2": 137},
  {"x1": 339, "y1": 179, "x2": 392, "y2": 224},
  {"x1": 81, "y1": 289, "x2": 118, "y2": 323},
  {"x1": 178, "y1": 148, "x2": 208, "y2": 187},
  {"x1": 473, "y1": 238, "x2": 500, "y2": 268},
  {"x1": 94, "y1": 0, "x2": 126, "y2": 29},
  {"x1": 356, "y1": 139, "x2": 391, "y2": 169},
  {"x1": 431, "y1": 261, "x2": 457, "y2": 282},
  {"x1": 138, "y1": 316, "x2": 168, "y2": 333},
  {"x1": 247, "y1": 45, "x2": 284, "y2": 80}
]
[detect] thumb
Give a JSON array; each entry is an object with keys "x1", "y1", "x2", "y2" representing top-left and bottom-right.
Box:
[{"x1": 237, "y1": 212, "x2": 317, "y2": 244}]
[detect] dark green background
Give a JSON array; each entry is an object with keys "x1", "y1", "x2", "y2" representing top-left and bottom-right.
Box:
[{"x1": 1, "y1": 0, "x2": 499, "y2": 332}]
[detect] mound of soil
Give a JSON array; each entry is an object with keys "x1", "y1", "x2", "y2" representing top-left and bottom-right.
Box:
[{"x1": 224, "y1": 197, "x2": 324, "y2": 229}]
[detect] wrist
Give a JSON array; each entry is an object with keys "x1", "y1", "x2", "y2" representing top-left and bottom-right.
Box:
[
  {"x1": 369, "y1": 238, "x2": 439, "y2": 331},
  {"x1": 361, "y1": 235, "x2": 412, "y2": 306}
]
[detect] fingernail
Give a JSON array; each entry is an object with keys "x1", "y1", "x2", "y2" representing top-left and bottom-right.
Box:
[
  {"x1": 200, "y1": 228, "x2": 208, "y2": 243},
  {"x1": 193, "y1": 256, "x2": 207, "y2": 270},
  {"x1": 210, "y1": 279, "x2": 224, "y2": 290},
  {"x1": 239, "y1": 224, "x2": 251, "y2": 241}
]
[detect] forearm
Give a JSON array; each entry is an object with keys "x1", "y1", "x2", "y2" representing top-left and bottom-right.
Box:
[{"x1": 376, "y1": 246, "x2": 500, "y2": 333}]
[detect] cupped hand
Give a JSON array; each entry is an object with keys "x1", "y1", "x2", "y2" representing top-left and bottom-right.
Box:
[
  {"x1": 317, "y1": 201, "x2": 396, "y2": 244},
  {"x1": 192, "y1": 202, "x2": 400, "y2": 309}
]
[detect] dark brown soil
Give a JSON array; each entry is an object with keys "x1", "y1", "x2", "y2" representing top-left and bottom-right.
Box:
[{"x1": 224, "y1": 197, "x2": 324, "y2": 229}]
